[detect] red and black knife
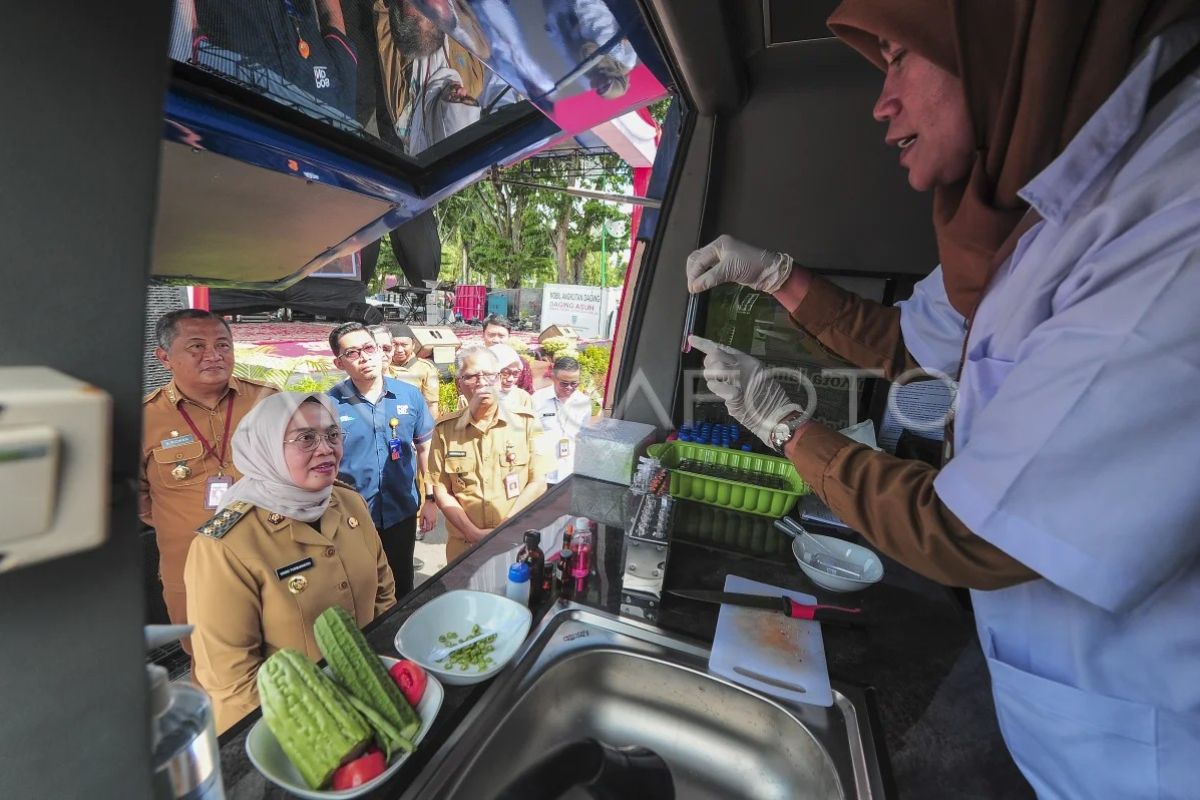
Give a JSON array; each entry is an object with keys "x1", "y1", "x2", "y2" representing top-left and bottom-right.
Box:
[{"x1": 670, "y1": 589, "x2": 865, "y2": 625}]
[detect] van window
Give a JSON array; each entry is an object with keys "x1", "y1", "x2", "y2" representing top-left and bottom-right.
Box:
[{"x1": 170, "y1": 0, "x2": 534, "y2": 162}]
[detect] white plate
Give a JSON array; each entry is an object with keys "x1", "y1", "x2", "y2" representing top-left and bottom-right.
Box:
[{"x1": 245, "y1": 655, "x2": 443, "y2": 799}]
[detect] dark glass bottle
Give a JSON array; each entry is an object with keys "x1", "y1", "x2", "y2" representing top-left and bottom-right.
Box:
[
  {"x1": 555, "y1": 548, "x2": 575, "y2": 601},
  {"x1": 517, "y1": 530, "x2": 545, "y2": 607}
]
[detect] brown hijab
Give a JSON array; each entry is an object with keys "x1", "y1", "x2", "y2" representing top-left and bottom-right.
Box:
[{"x1": 828, "y1": 0, "x2": 1200, "y2": 317}]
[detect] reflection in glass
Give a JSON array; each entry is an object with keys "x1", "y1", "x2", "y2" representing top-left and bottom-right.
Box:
[
  {"x1": 175, "y1": 0, "x2": 361, "y2": 128},
  {"x1": 169, "y1": 0, "x2": 528, "y2": 159}
]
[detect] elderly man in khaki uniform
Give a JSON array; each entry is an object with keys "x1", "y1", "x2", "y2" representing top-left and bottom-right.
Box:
[
  {"x1": 387, "y1": 323, "x2": 440, "y2": 417},
  {"x1": 140, "y1": 309, "x2": 276, "y2": 639},
  {"x1": 430, "y1": 346, "x2": 553, "y2": 561}
]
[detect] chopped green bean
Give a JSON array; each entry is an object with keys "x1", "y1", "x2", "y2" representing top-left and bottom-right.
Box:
[{"x1": 436, "y1": 626, "x2": 498, "y2": 672}]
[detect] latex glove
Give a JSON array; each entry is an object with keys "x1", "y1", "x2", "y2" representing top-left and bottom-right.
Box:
[
  {"x1": 689, "y1": 335, "x2": 804, "y2": 446},
  {"x1": 686, "y1": 235, "x2": 793, "y2": 294}
]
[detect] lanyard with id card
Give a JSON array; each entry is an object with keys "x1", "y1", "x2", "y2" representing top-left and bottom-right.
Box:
[
  {"x1": 178, "y1": 395, "x2": 235, "y2": 510},
  {"x1": 388, "y1": 417, "x2": 403, "y2": 461}
]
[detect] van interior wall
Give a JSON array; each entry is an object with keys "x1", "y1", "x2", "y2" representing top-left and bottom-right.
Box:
[
  {"x1": 0, "y1": 2, "x2": 169, "y2": 797},
  {"x1": 710, "y1": 40, "x2": 937, "y2": 277}
]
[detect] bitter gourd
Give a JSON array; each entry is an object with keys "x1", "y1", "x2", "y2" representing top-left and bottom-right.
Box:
[
  {"x1": 257, "y1": 648, "x2": 371, "y2": 789},
  {"x1": 315, "y1": 605, "x2": 422, "y2": 743}
]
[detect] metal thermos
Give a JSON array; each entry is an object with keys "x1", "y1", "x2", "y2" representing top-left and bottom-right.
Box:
[{"x1": 149, "y1": 663, "x2": 225, "y2": 800}]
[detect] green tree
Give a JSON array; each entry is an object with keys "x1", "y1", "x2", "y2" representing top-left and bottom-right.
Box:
[
  {"x1": 435, "y1": 175, "x2": 556, "y2": 288},
  {"x1": 534, "y1": 152, "x2": 631, "y2": 285},
  {"x1": 434, "y1": 151, "x2": 636, "y2": 289}
]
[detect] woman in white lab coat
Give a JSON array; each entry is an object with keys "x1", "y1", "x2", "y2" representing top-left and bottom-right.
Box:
[{"x1": 688, "y1": 1, "x2": 1200, "y2": 796}]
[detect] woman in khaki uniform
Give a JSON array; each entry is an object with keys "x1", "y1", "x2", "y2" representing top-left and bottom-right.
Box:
[{"x1": 185, "y1": 393, "x2": 396, "y2": 732}]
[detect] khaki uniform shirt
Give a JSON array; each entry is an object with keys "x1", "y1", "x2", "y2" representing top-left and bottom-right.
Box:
[
  {"x1": 185, "y1": 485, "x2": 396, "y2": 732},
  {"x1": 389, "y1": 357, "x2": 440, "y2": 416},
  {"x1": 430, "y1": 406, "x2": 553, "y2": 557},
  {"x1": 140, "y1": 377, "x2": 277, "y2": 608}
]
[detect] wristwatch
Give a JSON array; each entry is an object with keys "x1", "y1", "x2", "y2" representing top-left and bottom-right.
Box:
[{"x1": 769, "y1": 411, "x2": 807, "y2": 453}]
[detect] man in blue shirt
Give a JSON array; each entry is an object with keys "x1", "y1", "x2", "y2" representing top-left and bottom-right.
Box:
[{"x1": 327, "y1": 322, "x2": 435, "y2": 594}]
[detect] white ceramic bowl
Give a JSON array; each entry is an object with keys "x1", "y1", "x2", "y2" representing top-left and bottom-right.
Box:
[
  {"x1": 394, "y1": 590, "x2": 532, "y2": 686},
  {"x1": 793, "y1": 533, "x2": 884, "y2": 593},
  {"x1": 246, "y1": 655, "x2": 444, "y2": 799}
]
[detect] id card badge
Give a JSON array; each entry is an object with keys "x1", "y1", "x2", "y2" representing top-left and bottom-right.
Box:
[
  {"x1": 388, "y1": 437, "x2": 402, "y2": 462},
  {"x1": 557, "y1": 438, "x2": 571, "y2": 459},
  {"x1": 504, "y1": 472, "x2": 520, "y2": 500},
  {"x1": 205, "y1": 476, "x2": 234, "y2": 510}
]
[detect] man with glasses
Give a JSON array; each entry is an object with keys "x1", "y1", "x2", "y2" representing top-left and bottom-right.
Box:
[
  {"x1": 141, "y1": 309, "x2": 277, "y2": 640},
  {"x1": 386, "y1": 323, "x2": 440, "y2": 417},
  {"x1": 429, "y1": 346, "x2": 552, "y2": 560},
  {"x1": 327, "y1": 322, "x2": 436, "y2": 594},
  {"x1": 531, "y1": 356, "x2": 593, "y2": 484}
]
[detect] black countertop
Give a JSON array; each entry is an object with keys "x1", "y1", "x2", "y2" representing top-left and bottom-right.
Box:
[{"x1": 218, "y1": 477, "x2": 1031, "y2": 799}]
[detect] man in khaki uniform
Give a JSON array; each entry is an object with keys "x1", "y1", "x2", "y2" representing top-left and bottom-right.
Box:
[
  {"x1": 389, "y1": 323, "x2": 440, "y2": 416},
  {"x1": 185, "y1": 483, "x2": 396, "y2": 732},
  {"x1": 430, "y1": 346, "x2": 553, "y2": 561},
  {"x1": 140, "y1": 310, "x2": 276, "y2": 636}
]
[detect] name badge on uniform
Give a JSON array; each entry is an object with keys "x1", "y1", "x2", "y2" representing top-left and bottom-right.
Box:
[
  {"x1": 275, "y1": 558, "x2": 314, "y2": 580},
  {"x1": 160, "y1": 433, "x2": 196, "y2": 449},
  {"x1": 204, "y1": 476, "x2": 233, "y2": 510},
  {"x1": 504, "y1": 472, "x2": 520, "y2": 500},
  {"x1": 558, "y1": 438, "x2": 570, "y2": 459},
  {"x1": 448, "y1": 450, "x2": 467, "y2": 458}
]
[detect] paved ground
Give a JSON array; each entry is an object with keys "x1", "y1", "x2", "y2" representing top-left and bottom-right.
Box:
[{"x1": 413, "y1": 515, "x2": 450, "y2": 587}]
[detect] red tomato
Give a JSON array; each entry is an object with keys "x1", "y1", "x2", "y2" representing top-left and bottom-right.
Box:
[
  {"x1": 330, "y1": 749, "x2": 386, "y2": 790},
  {"x1": 388, "y1": 659, "x2": 427, "y2": 706}
]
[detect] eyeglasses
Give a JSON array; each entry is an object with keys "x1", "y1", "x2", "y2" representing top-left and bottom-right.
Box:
[
  {"x1": 283, "y1": 428, "x2": 346, "y2": 451},
  {"x1": 459, "y1": 371, "x2": 499, "y2": 384},
  {"x1": 499, "y1": 368, "x2": 522, "y2": 379},
  {"x1": 339, "y1": 344, "x2": 379, "y2": 362}
]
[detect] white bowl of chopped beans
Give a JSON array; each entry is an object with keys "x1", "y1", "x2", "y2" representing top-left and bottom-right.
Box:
[{"x1": 393, "y1": 590, "x2": 533, "y2": 686}]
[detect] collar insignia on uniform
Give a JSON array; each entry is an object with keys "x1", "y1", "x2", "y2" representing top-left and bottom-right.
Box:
[
  {"x1": 347, "y1": 516, "x2": 360, "y2": 529},
  {"x1": 196, "y1": 501, "x2": 252, "y2": 539},
  {"x1": 267, "y1": 513, "x2": 285, "y2": 524},
  {"x1": 275, "y1": 558, "x2": 314, "y2": 580}
]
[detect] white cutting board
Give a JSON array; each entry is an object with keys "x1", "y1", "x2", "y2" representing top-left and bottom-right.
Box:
[{"x1": 708, "y1": 575, "x2": 833, "y2": 707}]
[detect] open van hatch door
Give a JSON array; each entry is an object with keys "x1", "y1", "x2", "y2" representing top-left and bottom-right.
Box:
[{"x1": 151, "y1": 0, "x2": 672, "y2": 289}]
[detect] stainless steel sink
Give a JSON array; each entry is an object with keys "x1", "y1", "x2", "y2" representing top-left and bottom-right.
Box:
[{"x1": 402, "y1": 605, "x2": 886, "y2": 799}]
